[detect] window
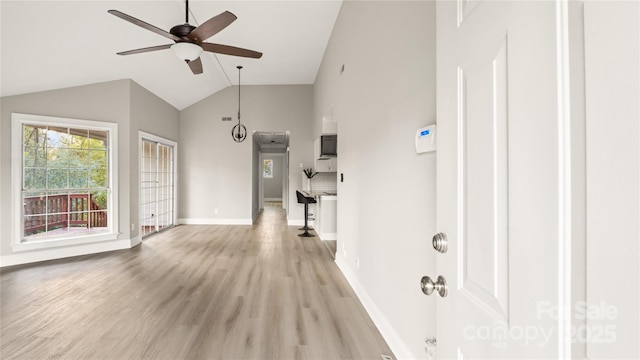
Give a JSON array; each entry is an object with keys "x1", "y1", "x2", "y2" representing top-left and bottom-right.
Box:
[
  {"x1": 12, "y1": 113, "x2": 118, "y2": 250},
  {"x1": 263, "y1": 159, "x2": 273, "y2": 178}
]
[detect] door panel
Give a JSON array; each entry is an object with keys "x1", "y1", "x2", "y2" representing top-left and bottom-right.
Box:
[
  {"x1": 141, "y1": 139, "x2": 157, "y2": 237},
  {"x1": 436, "y1": 1, "x2": 563, "y2": 357},
  {"x1": 459, "y1": 38, "x2": 509, "y2": 321},
  {"x1": 156, "y1": 144, "x2": 173, "y2": 231},
  {"x1": 140, "y1": 137, "x2": 175, "y2": 237}
]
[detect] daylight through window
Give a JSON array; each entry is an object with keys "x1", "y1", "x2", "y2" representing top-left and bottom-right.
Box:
[
  {"x1": 13, "y1": 114, "x2": 117, "y2": 246},
  {"x1": 263, "y1": 159, "x2": 273, "y2": 178}
]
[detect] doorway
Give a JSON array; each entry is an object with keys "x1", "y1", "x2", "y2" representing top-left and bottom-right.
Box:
[
  {"x1": 252, "y1": 131, "x2": 290, "y2": 219},
  {"x1": 139, "y1": 132, "x2": 177, "y2": 238},
  {"x1": 261, "y1": 153, "x2": 285, "y2": 207}
]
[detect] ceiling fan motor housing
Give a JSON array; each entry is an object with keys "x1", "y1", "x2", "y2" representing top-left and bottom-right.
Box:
[{"x1": 170, "y1": 24, "x2": 196, "y2": 38}]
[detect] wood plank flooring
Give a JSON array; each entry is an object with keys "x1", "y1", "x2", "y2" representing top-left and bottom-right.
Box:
[{"x1": 1, "y1": 205, "x2": 394, "y2": 360}]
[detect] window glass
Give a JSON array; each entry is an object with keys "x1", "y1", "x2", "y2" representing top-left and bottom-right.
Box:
[
  {"x1": 19, "y1": 121, "x2": 112, "y2": 240},
  {"x1": 263, "y1": 159, "x2": 273, "y2": 178}
]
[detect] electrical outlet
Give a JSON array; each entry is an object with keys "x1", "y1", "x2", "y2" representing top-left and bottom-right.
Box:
[
  {"x1": 131, "y1": 223, "x2": 135, "y2": 231},
  {"x1": 214, "y1": 208, "x2": 219, "y2": 215},
  {"x1": 356, "y1": 258, "x2": 360, "y2": 269}
]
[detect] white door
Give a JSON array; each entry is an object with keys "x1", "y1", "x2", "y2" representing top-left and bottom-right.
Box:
[
  {"x1": 584, "y1": 1, "x2": 639, "y2": 358},
  {"x1": 435, "y1": 1, "x2": 570, "y2": 357},
  {"x1": 140, "y1": 135, "x2": 176, "y2": 238}
]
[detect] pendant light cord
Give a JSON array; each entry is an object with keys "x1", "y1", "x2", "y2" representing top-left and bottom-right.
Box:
[
  {"x1": 231, "y1": 65, "x2": 247, "y2": 143},
  {"x1": 237, "y1": 65, "x2": 242, "y2": 124}
]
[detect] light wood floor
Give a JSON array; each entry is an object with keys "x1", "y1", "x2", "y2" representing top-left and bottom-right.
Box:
[{"x1": 1, "y1": 205, "x2": 394, "y2": 360}]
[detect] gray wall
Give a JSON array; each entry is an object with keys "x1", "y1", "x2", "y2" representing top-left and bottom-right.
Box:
[
  {"x1": 263, "y1": 154, "x2": 284, "y2": 200},
  {"x1": 130, "y1": 81, "x2": 180, "y2": 241},
  {"x1": 179, "y1": 85, "x2": 313, "y2": 224},
  {"x1": 313, "y1": 1, "x2": 437, "y2": 358},
  {"x1": 0, "y1": 79, "x2": 179, "y2": 263}
]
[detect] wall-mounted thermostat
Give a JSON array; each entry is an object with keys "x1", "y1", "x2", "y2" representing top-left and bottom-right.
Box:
[{"x1": 415, "y1": 124, "x2": 436, "y2": 153}]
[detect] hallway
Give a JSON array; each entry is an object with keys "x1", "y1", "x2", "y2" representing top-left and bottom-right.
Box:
[{"x1": 1, "y1": 204, "x2": 393, "y2": 359}]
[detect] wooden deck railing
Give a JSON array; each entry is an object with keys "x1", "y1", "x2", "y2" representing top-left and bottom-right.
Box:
[{"x1": 24, "y1": 194, "x2": 107, "y2": 236}]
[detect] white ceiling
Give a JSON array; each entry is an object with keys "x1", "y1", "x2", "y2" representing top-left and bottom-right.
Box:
[
  {"x1": 254, "y1": 131, "x2": 288, "y2": 153},
  {"x1": 0, "y1": 1, "x2": 342, "y2": 110}
]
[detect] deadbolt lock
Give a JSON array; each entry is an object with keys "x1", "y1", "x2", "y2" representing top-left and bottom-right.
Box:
[{"x1": 432, "y1": 232, "x2": 448, "y2": 253}]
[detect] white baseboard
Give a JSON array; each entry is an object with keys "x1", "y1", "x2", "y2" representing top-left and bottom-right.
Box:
[
  {"x1": 130, "y1": 235, "x2": 142, "y2": 247},
  {"x1": 288, "y1": 218, "x2": 304, "y2": 227},
  {"x1": 178, "y1": 218, "x2": 252, "y2": 225},
  {"x1": 335, "y1": 256, "x2": 413, "y2": 360},
  {"x1": 0, "y1": 239, "x2": 132, "y2": 268},
  {"x1": 287, "y1": 219, "x2": 315, "y2": 227},
  {"x1": 319, "y1": 232, "x2": 337, "y2": 241}
]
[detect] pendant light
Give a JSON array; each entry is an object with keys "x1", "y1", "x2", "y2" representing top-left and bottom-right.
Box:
[{"x1": 232, "y1": 66, "x2": 247, "y2": 143}]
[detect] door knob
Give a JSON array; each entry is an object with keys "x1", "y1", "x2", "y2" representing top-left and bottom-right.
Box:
[
  {"x1": 432, "y1": 232, "x2": 448, "y2": 253},
  {"x1": 421, "y1": 275, "x2": 448, "y2": 297}
]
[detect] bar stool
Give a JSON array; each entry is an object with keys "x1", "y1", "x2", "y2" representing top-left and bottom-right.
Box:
[
  {"x1": 295, "y1": 190, "x2": 315, "y2": 231},
  {"x1": 296, "y1": 191, "x2": 316, "y2": 237}
]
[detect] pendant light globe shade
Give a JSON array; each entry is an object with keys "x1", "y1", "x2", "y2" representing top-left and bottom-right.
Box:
[{"x1": 171, "y1": 42, "x2": 203, "y2": 61}]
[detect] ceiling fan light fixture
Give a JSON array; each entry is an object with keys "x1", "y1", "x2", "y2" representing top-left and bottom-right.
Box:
[{"x1": 171, "y1": 42, "x2": 203, "y2": 61}]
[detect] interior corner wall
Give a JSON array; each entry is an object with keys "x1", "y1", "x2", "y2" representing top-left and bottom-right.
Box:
[
  {"x1": 0, "y1": 80, "x2": 133, "y2": 265},
  {"x1": 313, "y1": 2, "x2": 437, "y2": 358},
  {"x1": 178, "y1": 85, "x2": 313, "y2": 225},
  {"x1": 129, "y1": 80, "x2": 181, "y2": 244},
  {"x1": 252, "y1": 136, "x2": 260, "y2": 223}
]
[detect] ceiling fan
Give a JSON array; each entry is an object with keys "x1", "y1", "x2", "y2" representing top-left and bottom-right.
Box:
[{"x1": 108, "y1": 0, "x2": 262, "y2": 75}]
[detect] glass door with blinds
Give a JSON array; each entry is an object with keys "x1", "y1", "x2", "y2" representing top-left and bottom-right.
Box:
[{"x1": 140, "y1": 135, "x2": 175, "y2": 238}]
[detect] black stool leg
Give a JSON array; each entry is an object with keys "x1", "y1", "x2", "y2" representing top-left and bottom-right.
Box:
[
  {"x1": 298, "y1": 202, "x2": 315, "y2": 237},
  {"x1": 298, "y1": 204, "x2": 314, "y2": 231}
]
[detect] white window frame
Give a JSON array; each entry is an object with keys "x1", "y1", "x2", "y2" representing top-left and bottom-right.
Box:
[{"x1": 11, "y1": 113, "x2": 119, "y2": 251}]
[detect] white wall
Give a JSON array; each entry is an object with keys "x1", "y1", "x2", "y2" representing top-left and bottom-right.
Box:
[
  {"x1": 313, "y1": 2, "x2": 437, "y2": 358},
  {"x1": 179, "y1": 85, "x2": 314, "y2": 225},
  {"x1": 0, "y1": 79, "x2": 179, "y2": 265}
]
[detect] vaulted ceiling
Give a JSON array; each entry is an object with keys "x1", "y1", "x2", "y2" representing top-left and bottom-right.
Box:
[{"x1": 0, "y1": 1, "x2": 342, "y2": 110}]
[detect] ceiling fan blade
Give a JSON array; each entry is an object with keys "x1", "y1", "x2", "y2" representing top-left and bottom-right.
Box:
[
  {"x1": 116, "y1": 44, "x2": 172, "y2": 56},
  {"x1": 108, "y1": 9, "x2": 182, "y2": 42},
  {"x1": 187, "y1": 57, "x2": 203, "y2": 74},
  {"x1": 201, "y1": 42, "x2": 263, "y2": 59},
  {"x1": 187, "y1": 11, "x2": 237, "y2": 42}
]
